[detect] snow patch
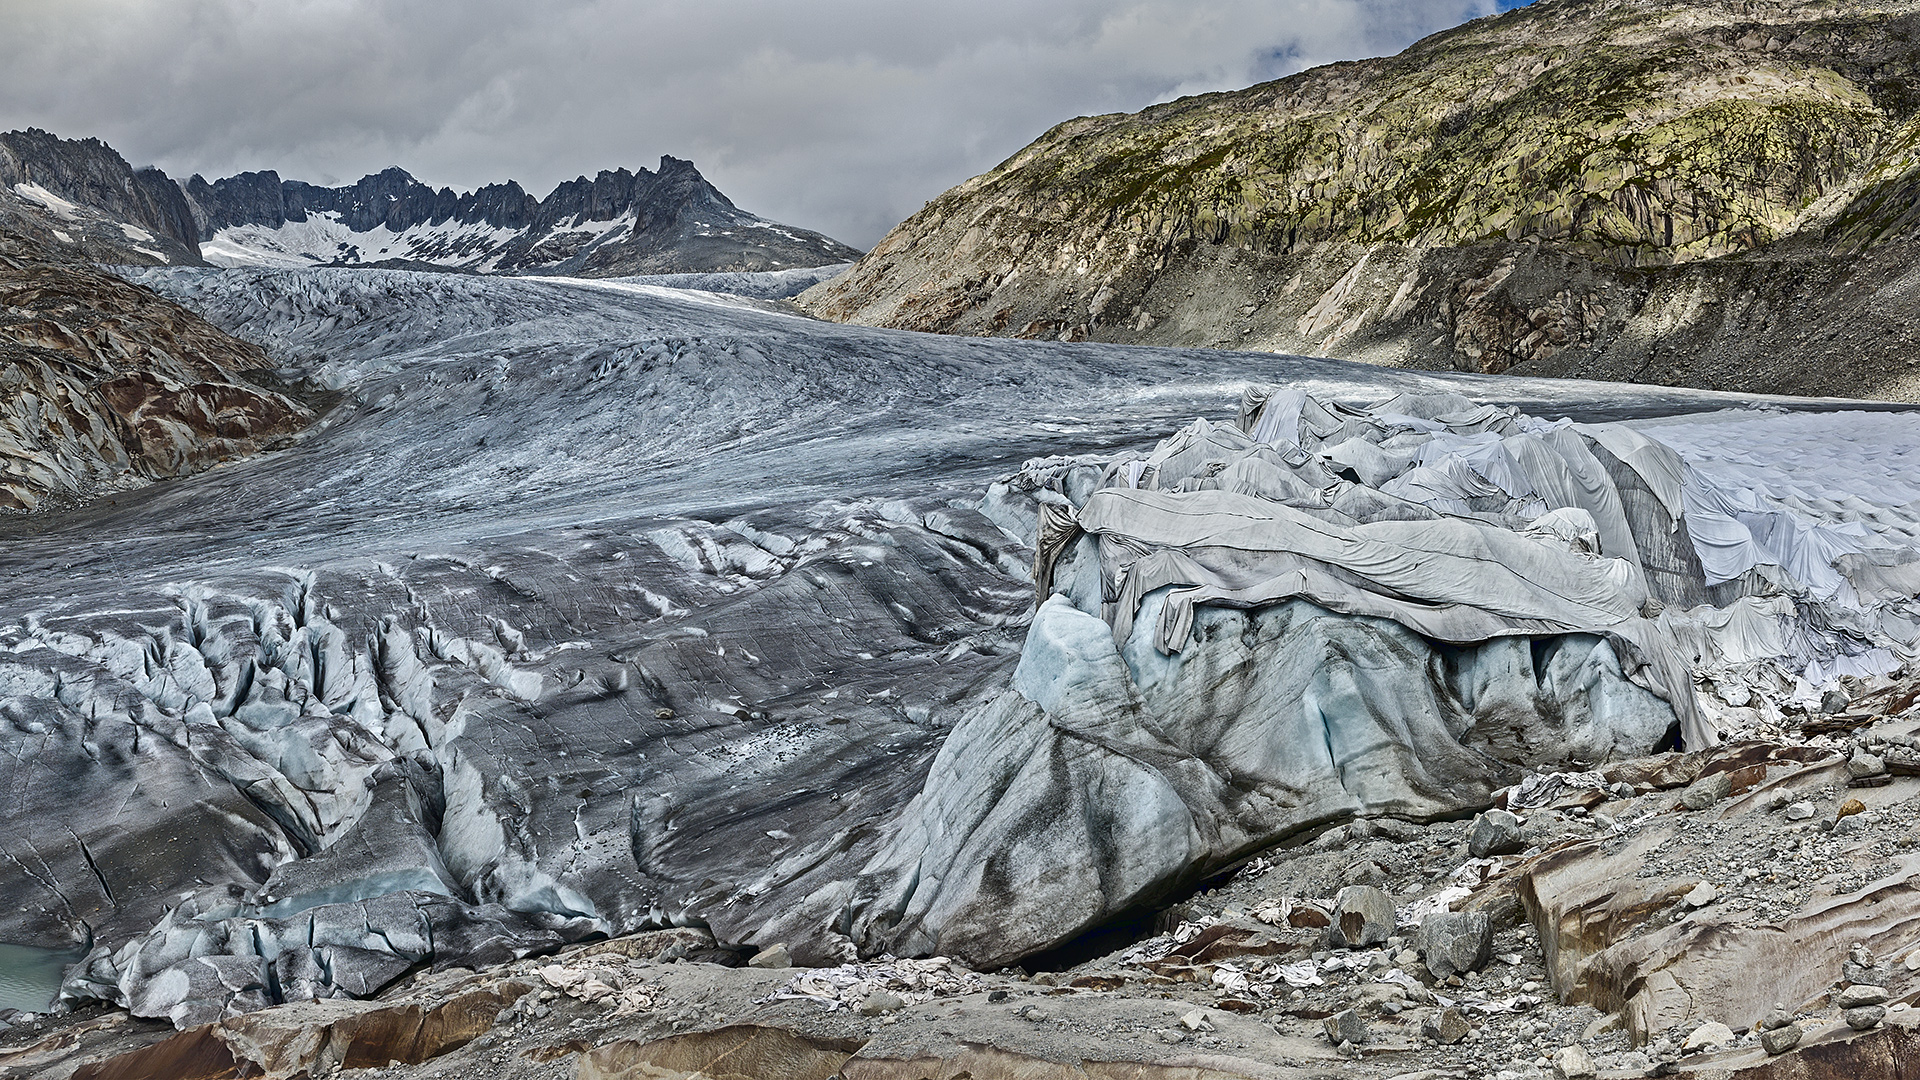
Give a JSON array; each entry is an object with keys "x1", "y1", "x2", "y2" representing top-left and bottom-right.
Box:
[{"x1": 12, "y1": 183, "x2": 81, "y2": 217}]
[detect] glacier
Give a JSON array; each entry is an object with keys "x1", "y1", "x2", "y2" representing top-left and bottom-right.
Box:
[{"x1": 1, "y1": 265, "x2": 1914, "y2": 1022}]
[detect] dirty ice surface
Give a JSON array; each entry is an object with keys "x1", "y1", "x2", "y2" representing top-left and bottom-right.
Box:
[{"x1": 0, "y1": 265, "x2": 1912, "y2": 1022}]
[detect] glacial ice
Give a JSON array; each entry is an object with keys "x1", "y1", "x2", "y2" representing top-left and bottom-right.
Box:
[{"x1": 0, "y1": 266, "x2": 1913, "y2": 1019}]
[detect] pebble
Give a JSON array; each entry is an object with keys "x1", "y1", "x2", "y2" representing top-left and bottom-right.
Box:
[
  {"x1": 1784, "y1": 801, "x2": 1816, "y2": 821},
  {"x1": 1838, "y1": 797, "x2": 1868, "y2": 819},
  {"x1": 1683, "y1": 882, "x2": 1718, "y2": 908},
  {"x1": 1179, "y1": 1009, "x2": 1211, "y2": 1032},
  {"x1": 1760, "y1": 1024, "x2": 1802, "y2": 1054},
  {"x1": 858, "y1": 991, "x2": 906, "y2": 1016}
]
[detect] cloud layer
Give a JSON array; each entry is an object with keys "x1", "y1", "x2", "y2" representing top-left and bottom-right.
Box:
[{"x1": 0, "y1": 0, "x2": 1499, "y2": 247}]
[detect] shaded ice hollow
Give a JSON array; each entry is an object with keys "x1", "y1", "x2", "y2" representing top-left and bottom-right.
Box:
[{"x1": 0, "y1": 266, "x2": 1914, "y2": 1020}]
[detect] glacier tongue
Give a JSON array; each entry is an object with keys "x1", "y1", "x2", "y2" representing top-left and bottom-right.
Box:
[{"x1": 2, "y1": 265, "x2": 1914, "y2": 1021}]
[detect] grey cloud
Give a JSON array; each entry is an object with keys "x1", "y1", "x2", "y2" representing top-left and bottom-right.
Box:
[{"x1": 0, "y1": 0, "x2": 1495, "y2": 247}]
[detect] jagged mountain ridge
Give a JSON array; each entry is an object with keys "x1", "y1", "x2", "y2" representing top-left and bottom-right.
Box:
[
  {"x1": 0, "y1": 127, "x2": 861, "y2": 275},
  {"x1": 184, "y1": 156, "x2": 863, "y2": 275},
  {"x1": 801, "y1": 0, "x2": 1920, "y2": 402}
]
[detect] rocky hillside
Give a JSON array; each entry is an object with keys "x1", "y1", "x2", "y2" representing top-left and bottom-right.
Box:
[
  {"x1": 801, "y1": 0, "x2": 1920, "y2": 402},
  {"x1": 0, "y1": 222, "x2": 311, "y2": 510}
]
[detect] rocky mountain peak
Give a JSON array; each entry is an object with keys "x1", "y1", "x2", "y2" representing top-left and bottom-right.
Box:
[{"x1": 0, "y1": 127, "x2": 201, "y2": 259}]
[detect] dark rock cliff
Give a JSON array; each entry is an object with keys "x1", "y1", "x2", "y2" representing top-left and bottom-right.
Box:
[
  {"x1": 0, "y1": 129, "x2": 203, "y2": 264},
  {"x1": 0, "y1": 126, "x2": 859, "y2": 276}
]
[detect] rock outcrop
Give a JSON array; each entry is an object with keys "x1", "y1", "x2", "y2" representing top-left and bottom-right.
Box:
[
  {"x1": 801, "y1": 0, "x2": 1920, "y2": 402},
  {"x1": 0, "y1": 228, "x2": 311, "y2": 510}
]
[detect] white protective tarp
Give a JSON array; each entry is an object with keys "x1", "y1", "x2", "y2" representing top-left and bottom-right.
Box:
[{"x1": 1033, "y1": 389, "x2": 1920, "y2": 750}]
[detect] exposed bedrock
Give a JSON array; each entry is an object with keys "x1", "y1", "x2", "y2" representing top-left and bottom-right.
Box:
[
  {"x1": 799, "y1": 0, "x2": 1920, "y2": 401},
  {"x1": 0, "y1": 230, "x2": 312, "y2": 510}
]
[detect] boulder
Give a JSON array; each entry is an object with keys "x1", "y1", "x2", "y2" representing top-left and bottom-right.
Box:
[
  {"x1": 1552, "y1": 1043, "x2": 1597, "y2": 1080},
  {"x1": 1415, "y1": 912, "x2": 1493, "y2": 979},
  {"x1": 1683, "y1": 882, "x2": 1719, "y2": 908},
  {"x1": 1469, "y1": 810, "x2": 1526, "y2": 858},
  {"x1": 748, "y1": 943, "x2": 793, "y2": 969},
  {"x1": 1837, "y1": 985, "x2": 1890, "y2": 1008},
  {"x1": 1760, "y1": 1024, "x2": 1802, "y2": 1054},
  {"x1": 1847, "y1": 1005, "x2": 1888, "y2": 1030},
  {"x1": 1682, "y1": 1020, "x2": 1734, "y2": 1052},
  {"x1": 1331, "y1": 886, "x2": 1397, "y2": 950},
  {"x1": 1679, "y1": 772, "x2": 1732, "y2": 810},
  {"x1": 1323, "y1": 1008, "x2": 1370, "y2": 1045},
  {"x1": 1422, "y1": 1007, "x2": 1470, "y2": 1044}
]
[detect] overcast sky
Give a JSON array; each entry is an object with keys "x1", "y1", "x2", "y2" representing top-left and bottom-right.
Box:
[{"x1": 0, "y1": 0, "x2": 1515, "y2": 248}]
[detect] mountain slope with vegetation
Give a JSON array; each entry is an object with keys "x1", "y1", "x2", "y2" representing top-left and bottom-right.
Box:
[{"x1": 801, "y1": 0, "x2": 1920, "y2": 401}]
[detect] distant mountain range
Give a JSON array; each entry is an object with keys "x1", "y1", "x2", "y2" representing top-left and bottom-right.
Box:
[
  {"x1": 0, "y1": 127, "x2": 860, "y2": 275},
  {"x1": 801, "y1": 0, "x2": 1920, "y2": 402}
]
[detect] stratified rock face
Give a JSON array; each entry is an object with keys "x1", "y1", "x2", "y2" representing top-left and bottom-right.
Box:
[
  {"x1": 801, "y1": 0, "x2": 1920, "y2": 401},
  {"x1": 0, "y1": 230, "x2": 310, "y2": 510},
  {"x1": 0, "y1": 129, "x2": 203, "y2": 266},
  {"x1": 185, "y1": 156, "x2": 862, "y2": 275}
]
